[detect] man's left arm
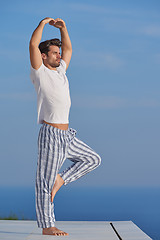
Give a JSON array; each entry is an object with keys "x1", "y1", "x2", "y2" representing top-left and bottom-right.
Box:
[{"x1": 51, "y1": 18, "x2": 72, "y2": 70}]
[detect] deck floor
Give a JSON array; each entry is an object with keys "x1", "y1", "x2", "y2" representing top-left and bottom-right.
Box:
[{"x1": 0, "y1": 220, "x2": 152, "y2": 240}]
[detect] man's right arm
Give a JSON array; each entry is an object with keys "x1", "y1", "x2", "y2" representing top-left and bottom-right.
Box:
[{"x1": 29, "y1": 17, "x2": 54, "y2": 70}]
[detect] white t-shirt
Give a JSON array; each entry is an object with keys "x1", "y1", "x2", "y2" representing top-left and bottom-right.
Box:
[{"x1": 30, "y1": 59, "x2": 71, "y2": 124}]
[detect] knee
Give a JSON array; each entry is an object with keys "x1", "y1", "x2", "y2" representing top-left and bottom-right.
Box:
[{"x1": 93, "y1": 153, "x2": 101, "y2": 167}]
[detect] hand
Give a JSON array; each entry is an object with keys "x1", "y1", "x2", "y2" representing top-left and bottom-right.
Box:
[
  {"x1": 49, "y1": 18, "x2": 66, "y2": 29},
  {"x1": 40, "y1": 17, "x2": 55, "y2": 25}
]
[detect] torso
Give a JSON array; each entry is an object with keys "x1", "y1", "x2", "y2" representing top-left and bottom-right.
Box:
[
  {"x1": 43, "y1": 120, "x2": 68, "y2": 130},
  {"x1": 30, "y1": 60, "x2": 71, "y2": 125}
]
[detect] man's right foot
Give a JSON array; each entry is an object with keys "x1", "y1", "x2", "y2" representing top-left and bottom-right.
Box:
[
  {"x1": 51, "y1": 174, "x2": 65, "y2": 202},
  {"x1": 42, "y1": 227, "x2": 69, "y2": 236}
]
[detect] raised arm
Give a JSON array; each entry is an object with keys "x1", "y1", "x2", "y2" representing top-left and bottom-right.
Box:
[
  {"x1": 50, "y1": 18, "x2": 72, "y2": 70},
  {"x1": 29, "y1": 17, "x2": 54, "y2": 70}
]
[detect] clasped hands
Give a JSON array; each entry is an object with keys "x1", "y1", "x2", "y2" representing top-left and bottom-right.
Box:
[{"x1": 40, "y1": 17, "x2": 66, "y2": 29}]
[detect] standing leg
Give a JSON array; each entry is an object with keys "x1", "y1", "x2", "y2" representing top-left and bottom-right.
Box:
[
  {"x1": 35, "y1": 124, "x2": 68, "y2": 235},
  {"x1": 59, "y1": 135, "x2": 101, "y2": 186},
  {"x1": 35, "y1": 124, "x2": 58, "y2": 228}
]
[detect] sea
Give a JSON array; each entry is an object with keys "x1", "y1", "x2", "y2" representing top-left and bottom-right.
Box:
[{"x1": 0, "y1": 186, "x2": 160, "y2": 240}]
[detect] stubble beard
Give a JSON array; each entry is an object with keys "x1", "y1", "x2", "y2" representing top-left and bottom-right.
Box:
[{"x1": 51, "y1": 61, "x2": 60, "y2": 68}]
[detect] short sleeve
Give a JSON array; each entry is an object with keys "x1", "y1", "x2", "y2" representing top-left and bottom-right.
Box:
[
  {"x1": 56, "y1": 59, "x2": 67, "y2": 74},
  {"x1": 30, "y1": 63, "x2": 44, "y2": 84}
]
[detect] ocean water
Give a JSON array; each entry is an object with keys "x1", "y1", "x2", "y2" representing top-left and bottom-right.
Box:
[{"x1": 0, "y1": 186, "x2": 160, "y2": 240}]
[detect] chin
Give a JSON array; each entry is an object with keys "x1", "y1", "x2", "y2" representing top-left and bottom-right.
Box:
[
  {"x1": 51, "y1": 63, "x2": 60, "y2": 68},
  {"x1": 56, "y1": 62, "x2": 60, "y2": 67}
]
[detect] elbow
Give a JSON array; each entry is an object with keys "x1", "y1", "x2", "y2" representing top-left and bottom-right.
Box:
[
  {"x1": 69, "y1": 43, "x2": 72, "y2": 52},
  {"x1": 68, "y1": 46, "x2": 73, "y2": 56},
  {"x1": 69, "y1": 47, "x2": 72, "y2": 55}
]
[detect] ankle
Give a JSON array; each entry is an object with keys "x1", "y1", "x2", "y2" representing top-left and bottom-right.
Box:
[{"x1": 43, "y1": 227, "x2": 56, "y2": 231}]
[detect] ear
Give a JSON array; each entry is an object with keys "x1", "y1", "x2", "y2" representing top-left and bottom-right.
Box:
[{"x1": 41, "y1": 53, "x2": 47, "y2": 60}]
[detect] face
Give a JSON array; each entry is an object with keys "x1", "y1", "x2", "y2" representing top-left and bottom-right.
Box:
[{"x1": 42, "y1": 45, "x2": 61, "y2": 69}]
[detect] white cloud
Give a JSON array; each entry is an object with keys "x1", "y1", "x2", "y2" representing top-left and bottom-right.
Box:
[
  {"x1": 0, "y1": 92, "x2": 35, "y2": 101},
  {"x1": 69, "y1": 2, "x2": 160, "y2": 38},
  {"x1": 104, "y1": 54, "x2": 124, "y2": 69},
  {"x1": 70, "y1": 3, "x2": 139, "y2": 17},
  {"x1": 0, "y1": 49, "x2": 28, "y2": 62},
  {"x1": 72, "y1": 95, "x2": 126, "y2": 109},
  {"x1": 154, "y1": 53, "x2": 160, "y2": 64},
  {"x1": 72, "y1": 95, "x2": 160, "y2": 109},
  {"x1": 1, "y1": 92, "x2": 159, "y2": 109},
  {"x1": 141, "y1": 25, "x2": 160, "y2": 37},
  {"x1": 1, "y1": 93, "x2": 158, "y2": 109},
  {"x1": 72, "y1": 50, "x2": 124, "y2": 70},
  {"x1": 5, "y1": 0, "x2": 70, "y2": 17},
  {"x1": 69, "y1": 2, "x2": 159, "y2": 19},
  {"x1": 136, "y1": 99, "x2": 160, "y2": 108}
]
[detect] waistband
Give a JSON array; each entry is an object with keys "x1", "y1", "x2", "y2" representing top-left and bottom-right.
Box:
[{"x1": 42, "y1": 122, "x2": 77, "y2": 136}]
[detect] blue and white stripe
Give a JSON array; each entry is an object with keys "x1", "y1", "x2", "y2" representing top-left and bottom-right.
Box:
[{"x1": 35, "y1": 123, "x2": 101, "y2": 228}]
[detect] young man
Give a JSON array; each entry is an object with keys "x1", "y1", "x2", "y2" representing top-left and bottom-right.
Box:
[{"x1": 29, "y1": 17, "x2": 101, "y2": 236}]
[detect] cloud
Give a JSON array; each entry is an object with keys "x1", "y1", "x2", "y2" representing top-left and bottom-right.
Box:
[
  {"x1": 0, "y1": 49, "x2": 28, "y2": 62},
  {"x1": 1, "y1": 93, "x2": 158, "y2": 109},
  {"x1": 136, "y1": 99, "x2": 160, "y2": 108},
  {"x1": 69, "y1": 2, "x2": 159, "y2": 19},
  {"x1": 141, "y1": 25, "x2": 160, "y2": 37},
  {"x1": 72, "y1": 95, "x2": 160, "y2": 110},
  {"x1": 72, "y1": 51, "x2": 124, "y2": 70},
  {"x1": 69, "y1": 2, "x2": 160, "y2": 38},
  {"x1": 4, "y1": 0, "x2": 70, "y2": 17},
  {"x1": 70, "y1": 3, "x2": 138, "y2": 17},
  {"x1": 0, "y1": 92, "x2": 35, "y2": 101},
  {"x1": 154, "y1": 53, "x2": 160, "y2": 64},
  {"x1": 72, "y1": 95, "x2": 126, "y2": 109},
  {"x1": 104, "y1": 54, "x2": 124, "y2": 69}
]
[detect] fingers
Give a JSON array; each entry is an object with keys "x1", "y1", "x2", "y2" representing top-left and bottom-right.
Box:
[
  {"x1": 41, "y1": 17, "x2": 55, "y2": 25},
  {"x1": 54, "y1": 18, "x2": 62, "y2": 21},
  {"x1": 51, "y1": 19, "x2": 66, "y2": 29},
  {"x1": 49, "y1": 18, "x2": 62, "y2": 27},
  {"x1": 49, "y1": 20, "x2": 55, "y2": 26},
  {"x1": 40, "y1": 17, "x2": 65, "y2": 28},
  {"x1": 45, "y1": 17, "x2": 54, "y2": 21}
]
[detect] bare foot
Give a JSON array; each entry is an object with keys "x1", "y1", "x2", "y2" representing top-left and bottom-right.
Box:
[
  {"x1": 51, "y1": 174, "x2": 65, "y2": 202},
  {"x1": 43, "y1": 227, "x2": 69, "y2": 236}
]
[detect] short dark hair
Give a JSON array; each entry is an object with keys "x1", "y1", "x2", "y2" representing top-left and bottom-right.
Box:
[{"x1": 39, "y1": 38, "x2": 62, "y2": 55}]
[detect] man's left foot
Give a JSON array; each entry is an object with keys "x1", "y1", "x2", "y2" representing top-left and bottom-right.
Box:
[{"x1": 43, "y1": 226, "x2": 69, "y2": 236}]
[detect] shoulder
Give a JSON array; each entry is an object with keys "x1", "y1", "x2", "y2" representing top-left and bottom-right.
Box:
[
  {"x1": 30, "y1": 63, "x2": 45, "y2": 84},
  {"x1": 30, "y1": 63, "x2": 45, "y2": 74}
]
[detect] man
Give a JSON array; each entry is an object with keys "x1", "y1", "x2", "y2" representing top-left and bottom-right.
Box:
[{"x1": 29, "y1": 17, "x2": 101, "y2": 236}]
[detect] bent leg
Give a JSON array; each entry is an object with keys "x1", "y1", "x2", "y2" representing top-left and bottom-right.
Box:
[{"x1": 59, "y1": 137, "x2": 101, "y2": 185}]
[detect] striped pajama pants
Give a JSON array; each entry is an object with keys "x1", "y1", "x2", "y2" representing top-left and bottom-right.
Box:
[{"x1": 35, "y1": 123, "x2": 101, "y2": 228}]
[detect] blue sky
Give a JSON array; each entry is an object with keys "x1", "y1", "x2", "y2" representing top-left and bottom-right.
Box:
[{"x1": 0, "y1": 0, "x2": 160, "y2": 188}]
